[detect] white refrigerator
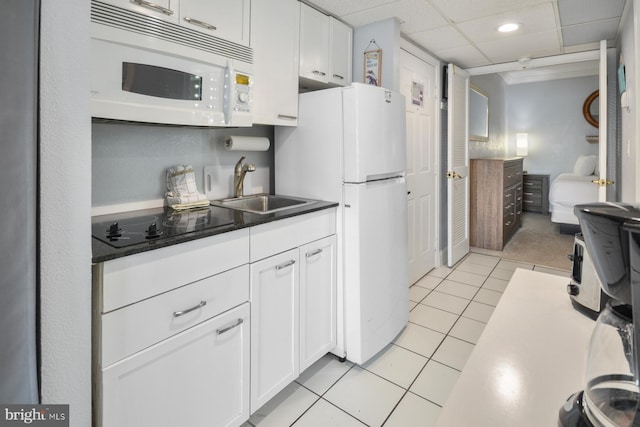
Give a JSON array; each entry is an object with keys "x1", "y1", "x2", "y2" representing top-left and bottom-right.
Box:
[{"x1": 275, "y1": 83, "x2": 409, "y2": 365}]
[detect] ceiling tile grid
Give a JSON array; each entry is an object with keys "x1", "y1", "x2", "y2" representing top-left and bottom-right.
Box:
[{"x1": 305, "y1": 0, "x2": 628, "y2": 78}]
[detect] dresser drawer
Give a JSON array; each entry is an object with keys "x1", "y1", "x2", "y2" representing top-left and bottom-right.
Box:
[
  {"x1": 100, "y1": 264, "x2": 250, "y2": 367},
  {"x1": 523, "y1": 179, "x2": 542, "y2": 191},
  {"x1": 504, "y1": 163, "x2": 523, "y2": 188}
]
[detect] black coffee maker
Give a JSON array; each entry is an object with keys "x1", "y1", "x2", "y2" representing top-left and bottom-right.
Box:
[{"x1": 559, "y1": 203, "x2": 640, "y2": 427}]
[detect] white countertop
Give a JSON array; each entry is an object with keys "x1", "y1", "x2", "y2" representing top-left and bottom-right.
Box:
[{"x1": 436, "y1": 268, "x2": 596, "y2": 427}]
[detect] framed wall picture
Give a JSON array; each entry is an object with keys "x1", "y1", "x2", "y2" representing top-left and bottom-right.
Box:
[{"x1": 364, "y1": 40, "x2": 382, "y2": 86}]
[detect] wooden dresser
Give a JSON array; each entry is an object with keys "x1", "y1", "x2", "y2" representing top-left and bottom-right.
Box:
[{"x1": 470, "y1": 158, "x2": 523, "y2": 250}]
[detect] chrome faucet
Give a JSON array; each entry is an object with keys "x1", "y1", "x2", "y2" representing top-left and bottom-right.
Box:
[{"x1": 233, "y1": 156, "x2": 256, "y2": 197}]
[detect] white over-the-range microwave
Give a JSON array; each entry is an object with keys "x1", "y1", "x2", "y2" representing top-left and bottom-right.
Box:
[{"x1": 90, "y1": 1, "x2": 253, "y2": 127}]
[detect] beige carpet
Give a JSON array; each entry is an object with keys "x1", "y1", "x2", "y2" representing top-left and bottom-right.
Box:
[{"x1": 471, "y1": 213, "x2": 574, "y2": 271}]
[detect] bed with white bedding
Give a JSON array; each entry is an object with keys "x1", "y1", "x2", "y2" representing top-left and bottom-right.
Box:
[{"x1": 548, "y1": 172, "x2": 599, "y2": 225}]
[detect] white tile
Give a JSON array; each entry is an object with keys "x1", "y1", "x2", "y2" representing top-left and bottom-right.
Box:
[
  {"x1": 383, "y1": 392, "x2": 442, "y2": 427},
  {"x1": 490, "y1": 268, "x2": 515, "y2": 281},
  {"x1": 323, "y1": 366, "x2": 405, "y2": 427},
  {"x1": 428, "y1": 266, "x2": 453, "y2": 279},
  {"x1": 422, "y1": 291, "x2": 470, "y2": 315},
  {"x1": 446, "y1": 270, "x2": 486, "y2": 287},
  {"x1": 534, "y1": 265, "x2": 570, "y2": 276},
  {"x1": 462, "y1": 301, "x2": 496, "y2": 323},
  {"x1": 463, "y1": 253, "x2": 500, "y2": 267},
  {"x1": 473, "y1": 288, "x2": 503, "y2": 306},
  {"x1": 292, "y1": 398, "x2": 367, "y2": 427},
  {"x1": 409, "y1": 360, "x2": 461, "y2": 406},
  {"x1": 409, "y1": 284, "x2": 431, "y2": 303},
  {"x1": 296, "y1": 354, "x2": 354, "y2": 396},
  {"x1": 449, "y1": 317, "x2": 486, "y2": 344},
  {"x1": 409, "y1": 304, "x2": 458, "y2": 334},
  {"x1": 431, "y1": 336, "x2": 475, "y2": 371},
  {"x1": 414, "y1": 274, "x2": 443, "y2": 289},
  {"x1": 497, "y1": 259, "x2": 533, "y2": 271},
  {"x1": 435, "y1": 280, "x2": 480, "y2": 299},
  {"x1": 393, "y1": 323, "x2": 446, "y2": 358},
  {"x1": 361, "y1": 344, "x2": 428, "y2": 388},
  {"x1": 455, "y1": 261, "x2": 494, "y2": 276},
  {"x1": 409, "y1": 300, "x2": 418, "y2": 311},
  {"x1": 250, "y1": 382, "x2": 319, "y2": 427},
  {"x1": 482, "y1": 277, "x2": 509, "y2": 292}
]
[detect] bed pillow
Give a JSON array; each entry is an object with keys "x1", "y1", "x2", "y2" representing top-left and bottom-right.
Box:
[{"x1": 573, "y1": 155, "x2": 597, "y2": 176}]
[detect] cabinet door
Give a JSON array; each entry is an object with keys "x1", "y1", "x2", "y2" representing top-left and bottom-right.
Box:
[
  {"x1": 299, "y1": 235, "x2": 337, "y2": 372},
  {"x1": 179, "y1": 0, "x2": 250, "y2": 46},
  {"x1": 251, "y1": 0, "x2": 299, "y2": 126},
  {"x1": 99, "y1": 0, "x2": 179, "y2": 24},
  {"x1": 100, "y1": 303, "x2": 250, "y2": 427},
  {"x1": 299, "y1": 3, "x2": 329, "y2": 84},
  {"x1": 250, "y1": 249, "x2": 300, "y2": 413},
  {"x1": 328, "y1": 18, "x2": 352, "y2": 86}
]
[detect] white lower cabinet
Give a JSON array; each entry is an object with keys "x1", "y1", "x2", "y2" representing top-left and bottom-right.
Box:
[
  {"x1": 299, "y1": 235, "x2": 337, "y2": 372},
  {"x1": 101, "y1": 303, "x2": 250, "y2": 427},
  {"x1": 250, "y1": 249, "x2": 300, "y2": 412},
  {"x1": 94, "y1": 209, "x2": 337, "y2": 426}
]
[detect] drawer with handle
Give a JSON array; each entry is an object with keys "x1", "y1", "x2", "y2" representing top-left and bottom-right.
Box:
[{"x1": 100, "y1": 265, "x2": 249, "y2": 367}]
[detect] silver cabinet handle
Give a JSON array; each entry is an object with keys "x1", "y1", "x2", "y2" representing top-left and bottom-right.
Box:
[
  {"x1": 216, "y1": 318, "x2": 244, "y2": 335},
  {"x1": 333, "y1": 74, "x2": 344, "y2": 80},
  {"x1": 184, "y1": 17, "x2": 217, "y2": 31},
  {"x1": 276, "y1": 260, "x2": 296, "y2": 270},
  {"x1": 132, "y1": 0, "x2": 174, "y2": 15},
  {"x1": 173, "y1": 300, "x2": 206, "y2": 317},
  {"x1": 312, "y1": 70, "x2": 327, "y2": 76},
  {"x1": 277, "y1": 114, "x2": 298, "y2": 120},
  {"x1": 306, "y1": 248, "x2": 323, "y2": 258}
]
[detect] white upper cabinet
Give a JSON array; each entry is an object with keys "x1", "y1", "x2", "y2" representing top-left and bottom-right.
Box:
[
  {"x1": 99, "y1": 0, "x2": 179, "y2": 24},
  {"x1": 251, "y1": 0, "x2": 300, "y2": 126},
  {"x1": 98, "y1": 0, "x2": 250, "y2": 46},
  {"x1": 299, "y1": 3, "x2": 352, "y2": 89},
  {"x1": 180, "y1": 0, "x2": 250, "y2": 46},
  {"x1": 328, "y1": 17, "x2": 352, "y2": 86}
]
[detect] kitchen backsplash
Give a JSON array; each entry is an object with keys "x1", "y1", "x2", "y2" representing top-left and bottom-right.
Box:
[{"x1": 92, "y1": 122, "x2": 274, "y2": 209}]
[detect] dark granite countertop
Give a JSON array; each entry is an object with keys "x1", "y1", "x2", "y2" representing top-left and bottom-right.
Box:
[{"x1": 92, "y1": 199, "x2": 338, "y2": 264}]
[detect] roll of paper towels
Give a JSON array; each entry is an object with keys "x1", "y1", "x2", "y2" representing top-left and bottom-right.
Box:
[{"x1": 224, "y1": 135, "x2": 270, "y2": 151}]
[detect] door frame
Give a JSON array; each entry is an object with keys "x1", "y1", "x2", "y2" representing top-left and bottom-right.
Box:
[{"x1": 399, "y1": 38, "x2": 442, "y2": 271}]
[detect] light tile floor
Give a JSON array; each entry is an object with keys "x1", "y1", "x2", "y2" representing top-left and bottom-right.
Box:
[{"x1": 243, "y1": 253, "x2": 568, "y2": 427}]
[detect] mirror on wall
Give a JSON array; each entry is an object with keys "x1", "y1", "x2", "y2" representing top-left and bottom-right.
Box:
[
  {"x1": 469, "y1": 85, "x2": 489, "y2": 141},
  {"x1": 583, "y1": 90, "x2": 599, "y2": 128}
]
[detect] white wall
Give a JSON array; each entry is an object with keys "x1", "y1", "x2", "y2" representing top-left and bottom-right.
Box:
[
  {"x1": 92, "y1": 124, "x2": 274, "y2": 207},
  {"x1": 353, "y1": 19, "x2": 401, "y2": 92},
  {"x1": 40, "y1": 1, "x2": 92, "y2": 425},
  {"x1": 469, "y1": 74, "x2": 508, "y2": 158},
  {"x1": 506, "y1": 76, "x2": 599, "y2": 182}
]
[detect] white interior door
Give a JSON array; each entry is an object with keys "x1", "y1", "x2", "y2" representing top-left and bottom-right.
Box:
[
  {"x1": 596, "y1": 40, "x2": 610, "y2": 201},
  {"x1": 447, "y1": 64, "x2": 470, "y2": 267},
  {"x1": 400, "y1": 48, "x2": 438, "y2": 284}
]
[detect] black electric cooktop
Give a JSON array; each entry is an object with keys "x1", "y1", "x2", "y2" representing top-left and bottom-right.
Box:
[{"x1": 91, "y1": 205, "x2": 234, "y2": 248}]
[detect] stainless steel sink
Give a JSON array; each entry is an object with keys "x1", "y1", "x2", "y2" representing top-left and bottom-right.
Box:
[{"x1": 211, "y1": 194, "x2": 316, "y2": 214}]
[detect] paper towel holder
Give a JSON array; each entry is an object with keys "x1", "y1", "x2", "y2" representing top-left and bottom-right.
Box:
[{"x1": 223, "y1": 135, "x2": 271, "y2": 151}]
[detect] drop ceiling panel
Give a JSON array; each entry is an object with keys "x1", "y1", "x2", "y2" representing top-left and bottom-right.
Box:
[
  {"x1": 558, "y1": 0, "x2": 626, "y2": 26},
  {"x1": 478, "y1": 30, "x2": 561, "y2": 63},
  {"x1": 433, "y1": 45, "x2": 490, "y2": 68},
  {"x1": 562, "y1": 18, "x2": 621, "y2": 46},
  {"x1": 341, "y1": 0, "x2": 448, "y2": 33},
  {"x1": 407, "y1": 26, "x2": 470, "y2": 53},
  {"x1": 427, "y1": 0, "x2": 550, "y2": 24},
  {"x1": 457, "y1": 2, "x2": 557, "y2": 43},
  {"x1": 306, "y1": 0, "x2": 395, "y2": 17}
]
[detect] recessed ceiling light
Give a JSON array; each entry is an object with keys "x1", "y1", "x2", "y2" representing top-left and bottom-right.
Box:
[{"x1": 498, "y1": 22, "x2": 521, "y2": 33}]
